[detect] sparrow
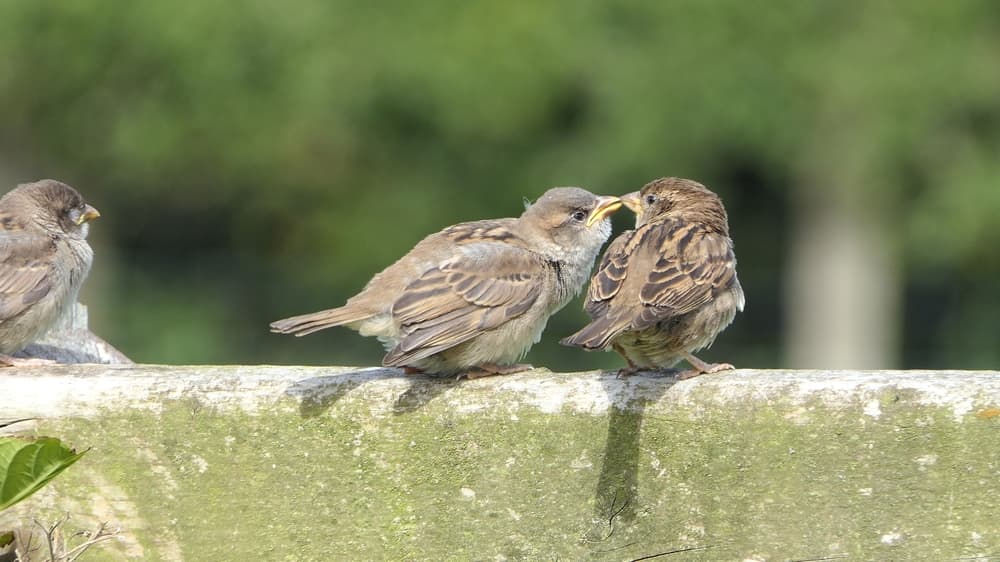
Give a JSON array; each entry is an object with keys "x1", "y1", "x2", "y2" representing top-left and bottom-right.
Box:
[
  {"x1": 561, "y1": 177, "x2": 744, "y2": 379},
  {"x1": 271, "y1": 187, "x2": 623, "y2": 377},
  {"x1": 0, "y1": 180, "x2": 100, "y2": 365}
]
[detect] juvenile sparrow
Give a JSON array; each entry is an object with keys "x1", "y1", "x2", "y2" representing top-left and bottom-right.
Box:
[
  {"x1": 0, "y1": 180, "x2": 100, "y2": 365},
  {"x1": 561, "y1": 177, "x2": 744, "y2": 379},
  {"x1": 271, "y1": 187, "x2": 623, "y2": 377}
]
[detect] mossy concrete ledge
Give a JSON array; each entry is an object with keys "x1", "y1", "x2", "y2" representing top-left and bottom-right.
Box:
[{"x1": 2, "y1": 366, "x2": 1000, "y2": 560}]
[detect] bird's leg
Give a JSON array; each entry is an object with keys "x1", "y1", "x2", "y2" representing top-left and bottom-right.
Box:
[
  {"x1": 458, "y1": 362, "x2": 533, "y2": 380},
  {"x1": 677, "y1": 352, "x2": 735, "y2": 380},
  {"x1": 0, "y1": 354, "x2": 57, "y2": 367},
  {"x1": 402, "y1": 366, "x2": 425, "y2": 375},
  {"x1": 612, "y1": 344, "x2": 642, "y2": 378}
]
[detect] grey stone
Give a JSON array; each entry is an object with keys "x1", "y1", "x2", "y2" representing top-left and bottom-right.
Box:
[{"x1": 12, "y1": 303, "x2": 131, "y2": 365}]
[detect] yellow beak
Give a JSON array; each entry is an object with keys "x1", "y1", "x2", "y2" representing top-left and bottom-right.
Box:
[
  {"x1": 76, "y1": 204, "x2": 101, "y2": 225},
  {"x1": 586, "y1": 196, "x2": 623, "y2": 227},
  {"x1": 620, "y1": 191, "x2": 642, "y2": 214}
]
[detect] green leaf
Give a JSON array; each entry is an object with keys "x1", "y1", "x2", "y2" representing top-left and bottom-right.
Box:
[{"x1": 0, "y1": 437, "x2": 88, "y2": 511}]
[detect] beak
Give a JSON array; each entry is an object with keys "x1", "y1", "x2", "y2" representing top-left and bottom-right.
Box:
[
  {"x1": 620, "y1": 191, "x2": 642, "y2": 214},
  {"x1": 586, "y1": 196, "x2": 623, "y2": 227},
  {"x1": 76, "y1": 204, "x2": 101, "y2": 225}
]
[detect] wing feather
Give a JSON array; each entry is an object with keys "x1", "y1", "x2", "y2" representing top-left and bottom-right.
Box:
[
  {"x1": 0, "y1": 230, "x2": 57, "y2": 322},
  {"x1": 382, "y1": 244, "x2": 544, "y2": 366},
  {"x1": 563, "y1": 218, "x2": 738, "y2": 348},
  {"x1": 632, "y1": 220, "x2": 737, "y2": 329}
]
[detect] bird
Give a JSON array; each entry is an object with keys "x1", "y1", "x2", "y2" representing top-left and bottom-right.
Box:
[
  {"x1": 561, "y1": 177, "x2": 744, "y2": 379},
  {"x1": 271, "y1": 187, "x2": 623, "y2": 377},
  {"x1": 0, "y1": 179, "x2": 101, "y2": 365}
]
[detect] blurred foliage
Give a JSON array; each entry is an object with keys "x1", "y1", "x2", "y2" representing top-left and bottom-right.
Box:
[{"x1": 0, "y1": 1, "x2": 998, "y2": 369}]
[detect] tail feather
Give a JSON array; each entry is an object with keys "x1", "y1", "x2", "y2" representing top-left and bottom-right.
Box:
[
  {"x1": 270, "y1": 306, "x2": 373, "y2": 336},
  {"x1": 560, "y1": 318, "x2": 626, "y2": 350}
]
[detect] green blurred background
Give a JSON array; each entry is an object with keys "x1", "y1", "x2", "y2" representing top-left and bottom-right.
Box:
[{"x1": 1, "y1": 1, "x2": 997, "y2": 371}]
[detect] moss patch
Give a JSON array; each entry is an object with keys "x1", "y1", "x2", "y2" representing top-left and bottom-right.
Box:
[{"x1": 17, "y1": 387, "x2": 1000, "y2": 561}]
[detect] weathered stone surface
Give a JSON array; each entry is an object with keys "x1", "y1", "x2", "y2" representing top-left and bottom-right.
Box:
[
  {"x1": 1, "y1": 366, "x2": 999, "y2": 560},
  {"x1": 12, "y1": 304, "x2": 131, "y2": 365}
]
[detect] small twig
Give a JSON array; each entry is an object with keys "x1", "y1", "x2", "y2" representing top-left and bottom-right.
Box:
[
  {"x1": 0, "y1": 418, "x2": 36, "y2": 430},
  {"x1": 789, "y1": 555, "x2": 849, "y2": 562},
  {"x1": 604, "y1": 489, "x2": 630, "y2": 539},
  {"x1": 583, "y1": 487, "x2": 633, "y2": 544},
  {"x1": 62, "y1": 521, "x2": 120, "y2": 562},
  {"x1": 630, "y1": 544, "x2": 713, "y2": 561},
  {"x1": 32, "y1": 516, "x2": 62, "y2": 562},
  {"x1": 24, "y1": 515, "x2": 120, "y2": 562},
  {"x1": 14, "y1": 528, "x2": 39, "y2": 561}
]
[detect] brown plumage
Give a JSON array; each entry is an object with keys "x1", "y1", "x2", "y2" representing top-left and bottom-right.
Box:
[
  {"x1": 0, "y1": 180, "x2": 100, "y2": 364},
  {"x1": 271, "y1": 187, "x2": 623, "y2": 376},
  {"x1": 561, "y1": 177, "x2": 744, "y2": 379}
]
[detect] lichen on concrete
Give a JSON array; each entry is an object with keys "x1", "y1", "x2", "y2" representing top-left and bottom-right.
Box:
[{"x1": 1, "y1": 366, "x2": 999, "y2": 560}]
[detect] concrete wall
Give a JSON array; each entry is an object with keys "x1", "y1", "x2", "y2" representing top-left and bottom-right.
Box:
[{"x1": 2, "y1": 366, "x2": 999, "y2": 561}]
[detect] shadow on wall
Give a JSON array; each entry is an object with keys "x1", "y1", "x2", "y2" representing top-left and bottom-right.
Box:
[
  {"x1": 284, "y1": 366, "x2": 710, "y2": 555},
  {"x1": 586, "y1": 372, "x2": 682, "y2": 555},
  {"x1": 284, "y1": 367, "x2": 462, "y2": 418}
]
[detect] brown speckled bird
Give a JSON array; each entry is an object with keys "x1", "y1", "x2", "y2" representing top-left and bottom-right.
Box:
[
  {"x1": 561, "y1": 177, "x2": 744, "y2": 379},
  {"x1": 271, "y1": 187, "x2": 622, "y2": 377},
  {"x1": 0, "y1": 180, "x2": 100, "y2": 365}
]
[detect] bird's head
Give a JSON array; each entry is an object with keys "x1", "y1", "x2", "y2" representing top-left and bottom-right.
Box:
[
  {"x1": 520, "y1": 187, "x2": 622, "y2": 257},
  {"x1": 621, "y1": 177, "x2": 728, "y2": 233},
  {"x1": 18, "y1": 179, "x2": 101, "y2": 239}
]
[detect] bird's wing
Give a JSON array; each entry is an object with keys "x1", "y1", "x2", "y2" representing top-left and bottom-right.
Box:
[
  {"x1": 560, "y1": 227, "x2": 655, "y2": 349},
  {"x1": 382, "y1": 243, "x2": 544, "y2": 366},
  {"x1": 629, "y1": 219, "x2": 738, "y2": 329},
  {"x1": 584, "y1": 229, "x2": 639, "y2": 318},
  {"x1": 0, "y1": 229, "x2": 58, "y2": 322}
]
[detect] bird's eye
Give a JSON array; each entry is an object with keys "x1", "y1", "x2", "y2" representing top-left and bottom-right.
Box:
[
  {"x1": 645, "y1": 194, "x2": 657, "y2": 205},
  {"x1": 571, "y1": 210, "x2": 587, "y2": 222}
]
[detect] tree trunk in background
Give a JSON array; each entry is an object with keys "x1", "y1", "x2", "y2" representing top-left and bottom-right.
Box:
[{"x1": 785, "y1": 179, "x2": 900, "y2": 369}]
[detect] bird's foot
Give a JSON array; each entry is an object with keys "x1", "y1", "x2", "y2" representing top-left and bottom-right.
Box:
[
  {"x1": 611, "y1": 345, "x2": 644, "y2": 378},
  {"x1": 402, "y1": 366, "x2": 425, "y2": 375},
  {"x1": 615, "y1": 366, "x2": 644, "y2": 378},
  {"x1": 678, "y1": 352, "x2": 735, "y2": 380},
  {"x1": 458, "y1": 363, "x2": 533, "y2": 380},
  {"x1": 0, "y1": 355, "x2": 57, "y2": 367}
]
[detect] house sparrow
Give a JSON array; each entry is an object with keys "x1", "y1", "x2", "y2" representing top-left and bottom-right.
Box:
[
  {"x1": 271, "y1": 187, "x2": 623, "y2": 377},
  {"x1": 561, "y1": 177, "x2": 744, "y2": 379},
  {"x1": 0, "y1": 180, "x2": 100, "y2": 365}
]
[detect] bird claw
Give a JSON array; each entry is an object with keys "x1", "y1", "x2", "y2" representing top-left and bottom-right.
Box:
[
  {"x1": 677, "y1": 362, "x2": 735, "y2": 380},
  {"x1": 615, "y1": 366, "x2": 643, "y2": 379}
]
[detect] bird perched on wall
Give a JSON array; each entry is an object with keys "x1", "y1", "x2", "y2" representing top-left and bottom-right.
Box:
[
  {"x1": 561, "y1": 177, "x2": 744, "y2": 379},
  {"x1": 0, "y1": 180, "x2": 100, "y2": 365},
  {"x1": 271, "y1": 187, "x2": 623, "y2": 377}
]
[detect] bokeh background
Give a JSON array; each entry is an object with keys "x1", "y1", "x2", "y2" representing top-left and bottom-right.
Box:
[{"x1": 1, "y1": 1, "x2": 997, "y2": 371}]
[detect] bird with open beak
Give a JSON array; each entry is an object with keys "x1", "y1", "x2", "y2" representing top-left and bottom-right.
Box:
[
  {"x1": 0, "y1": 179, "x2": 100, "y2": 365},
  {"x1": 561, "y1": 177, "x2": 744, "y2": 379},
  {"x1": 271, "y1": 187, "x2": 622, "y2": 377}
]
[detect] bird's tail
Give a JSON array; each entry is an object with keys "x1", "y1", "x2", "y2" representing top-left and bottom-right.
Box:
[
  {"x1": 270, "y1": 306, "x2": 372, "y2": 337},
  {"x1": 559, "y1": 318, "x2": 625, "y2": 350}
]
